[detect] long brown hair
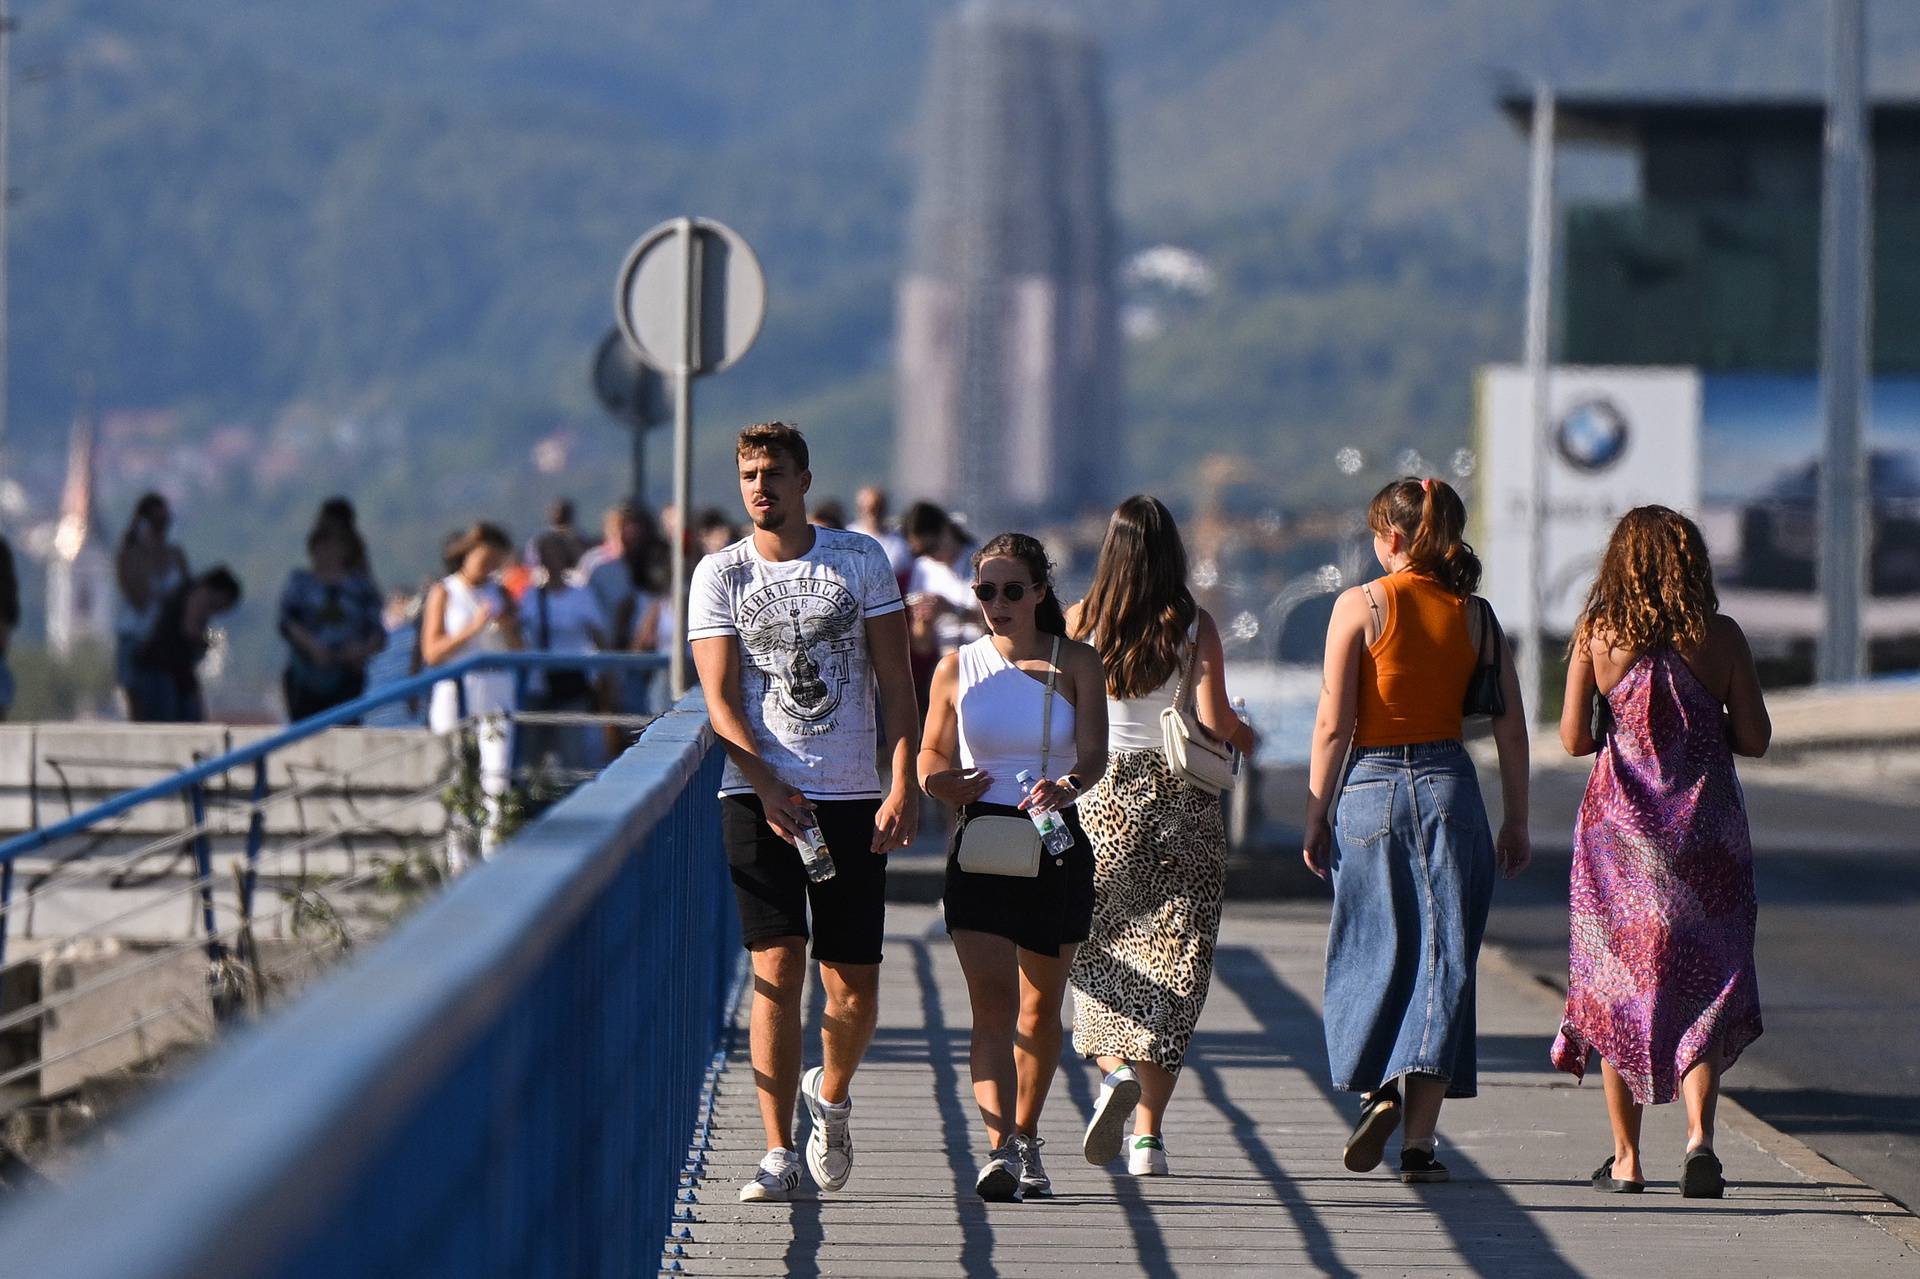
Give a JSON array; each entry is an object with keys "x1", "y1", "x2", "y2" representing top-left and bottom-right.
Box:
[
  {"x1": 971, "y1": 532, "x2": 1066, "y2": 636},
  {"x1": 1573, "y1": 505, "x2": 1717, "y2": 655},
  {"x1": 1074, "y1": 495, "x2": 1197, "y2": 699},
  {"x1": 1367, "y1": 477, "x2": 1481, "y2": 597}
]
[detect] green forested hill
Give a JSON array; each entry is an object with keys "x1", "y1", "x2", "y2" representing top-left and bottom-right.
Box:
[{"x1": 10, "y1": 0, "x2": 1920, "y2": 709}]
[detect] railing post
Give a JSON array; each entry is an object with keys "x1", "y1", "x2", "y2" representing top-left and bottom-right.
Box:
[
  {"x1": 242, "y1": 757, "x2": 268, "y2": 923},
  {"x1": 0, "y1": 858, "x2": 12, "y2": 968},
  {"x1": 186, "y1": 783, "x2": 222, "y2": 963}
]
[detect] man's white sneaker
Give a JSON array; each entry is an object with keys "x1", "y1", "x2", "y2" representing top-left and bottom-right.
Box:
[
  {"x1": 1128, "y1": 1133, "x2": 1170, "y2": 1176},
  {"x1": 801, "y1": 1066, "x2": 854, "y2": 1191},
  {"x1": 739, "y1": 1147, "x2": 803, "y2": 1202},
  {"x1": 1014, "y1": 1133, "x2": 1051, "y2": 1199},
  {"x1": 1082, "y1": 1065, "x2": 1141, "y2": 1165},
  {"x1": 976, "y1": 1139, "x2": 1023, "y2": 1201}
]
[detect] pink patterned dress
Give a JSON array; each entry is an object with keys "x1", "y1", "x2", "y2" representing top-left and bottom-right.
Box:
[{"x1": 1551, "y1": 648, "x2": 1762, "y2": 1105}]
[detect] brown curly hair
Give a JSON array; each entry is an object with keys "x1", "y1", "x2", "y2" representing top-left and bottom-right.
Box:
[{"x1": 1573, "y1": 505, "x2": 1718, "y2": 655}]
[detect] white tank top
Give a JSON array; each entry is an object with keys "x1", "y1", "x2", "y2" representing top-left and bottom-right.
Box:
[
  {"x1": 955, "y1": 636, "x2": 1075, "y2": 808},
  {"x1": 1103, "y1": 623, "x2": 1195, "y2": 752},
  {"x1": 428, "y1": 574, "x2": 516, "y2": 733}
]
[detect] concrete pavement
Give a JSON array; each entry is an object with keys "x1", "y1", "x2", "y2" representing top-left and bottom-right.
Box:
[{"x1": 671, "y1": 902, "x2": 1920, "y2": 1277}]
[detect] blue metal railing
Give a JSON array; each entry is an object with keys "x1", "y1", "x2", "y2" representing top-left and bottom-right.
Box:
[
  {"x1": 0, "y1": 688, "x2": 737, "y2": 1278},
  {"x1": 0, "y1": 651, "x2": 670, "y2": 966}
]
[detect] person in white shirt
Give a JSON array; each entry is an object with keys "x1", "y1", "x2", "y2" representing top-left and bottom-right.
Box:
[{"x1": 689, "y1": 422, "x2": 920, "y2": 1206}]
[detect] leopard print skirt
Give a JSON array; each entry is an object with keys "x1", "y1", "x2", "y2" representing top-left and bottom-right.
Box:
[{"x1": 1070, "y1": 747, "x2": 1227, "y2": 1072}]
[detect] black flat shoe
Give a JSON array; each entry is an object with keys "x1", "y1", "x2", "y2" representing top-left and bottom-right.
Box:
[
  {"x1": 1680, "y1": 1147, "x2": 1725, "y2": 1199},
  {"x1": 1590, "y1": 1156, "x2": 1646, "y2": 1193},
  {"x1": 1343, "y1": 1085, "x2": 1401, "y2": 1173},
  {"x1": 1399, "y1": 1147, "x2": 1450, "y2": 1184}
]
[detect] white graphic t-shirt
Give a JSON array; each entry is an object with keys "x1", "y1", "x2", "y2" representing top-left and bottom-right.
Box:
[{"x1": 688, "y1": 527, "x2": 905, "y2": 799}]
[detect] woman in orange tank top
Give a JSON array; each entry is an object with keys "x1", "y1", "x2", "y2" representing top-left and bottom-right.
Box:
[{"x1": 1302, "y1": 477, "x2": 1531, "y2": 1184}]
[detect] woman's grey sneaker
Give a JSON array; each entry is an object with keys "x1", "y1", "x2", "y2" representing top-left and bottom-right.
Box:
[
  {"x1": 1014, "y1": 1133, "x2": 1052, "y2": 1198},
  {"x1": 801, "y1": 1066, "x2": 854, "y2": 1191},
  {"x1": 739, "y1": 1147, "x2": 803, "y2": 1202},
  {"x1": 1082, "y1": 1066, "x2": 1141, "y2": 1165},
  {"x1": 976, "y1": 1139, "x2": 1024, "y2": 1201},
  {"x1": 1127, "y1": 1133, "x2": 1169, "y2": 1176}
]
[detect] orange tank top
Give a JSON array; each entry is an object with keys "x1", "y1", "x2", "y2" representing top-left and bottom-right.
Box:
[{"x1": 1354, "y1": 571, "x2": 1475, "y2": 748}]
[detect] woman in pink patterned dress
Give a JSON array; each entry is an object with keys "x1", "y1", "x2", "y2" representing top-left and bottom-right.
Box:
[{"x1": 1554, "y1": 506, "x2": 1772, "y2": 1198}]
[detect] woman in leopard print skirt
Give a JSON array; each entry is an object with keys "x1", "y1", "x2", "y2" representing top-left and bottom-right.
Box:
[{"x1": 1065, "y1": 496, "x2": 1257, "y2": 1177}]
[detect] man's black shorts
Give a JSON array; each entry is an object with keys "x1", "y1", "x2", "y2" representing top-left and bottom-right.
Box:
[{"x1": 721, "y1": 795, "x2": 887, "y2": 964}]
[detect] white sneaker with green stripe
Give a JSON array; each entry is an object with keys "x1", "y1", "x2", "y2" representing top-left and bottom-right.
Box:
[{"x1": 1127, "y1": 1134, "x2": 1169, "y2": 1177}]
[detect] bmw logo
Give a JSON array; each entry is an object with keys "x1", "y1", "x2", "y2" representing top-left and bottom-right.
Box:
[{"x1": 1555, "y1": 398, "x2": 1629, "y2": 473}]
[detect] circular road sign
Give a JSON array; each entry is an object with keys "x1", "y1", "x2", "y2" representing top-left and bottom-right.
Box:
[
  {"x1": 592, "y1": 327, "x2": 669, "y2": 428},
  {"x1": 614, "y1": 217, "x2": 766, "y2": 377}
]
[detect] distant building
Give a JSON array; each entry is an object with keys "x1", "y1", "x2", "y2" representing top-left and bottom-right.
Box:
[
  {"x1": 1499, "y1": 93, "x2": 1920, "y2": 372},
  {"x1": 896, "y1": 4, "x2": 1120, "y2": 532},
  {"x1": 46, "y1": 406, "x2": 115, "y2": 657}
]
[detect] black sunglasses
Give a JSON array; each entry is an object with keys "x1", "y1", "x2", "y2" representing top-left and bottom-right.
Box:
[{"x1": 972, "y1": 581, "x2": 1035, "y2": 603}]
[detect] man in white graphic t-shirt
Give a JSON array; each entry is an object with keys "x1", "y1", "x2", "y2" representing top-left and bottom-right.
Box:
[{"x1": 688, "y1": 421, "x2": 920, "y2": 1205}]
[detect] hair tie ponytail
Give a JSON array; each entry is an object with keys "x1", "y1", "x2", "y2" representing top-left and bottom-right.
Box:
[{"x1": 1420, "y1": 477, "x2": 1433, "y2": 494}]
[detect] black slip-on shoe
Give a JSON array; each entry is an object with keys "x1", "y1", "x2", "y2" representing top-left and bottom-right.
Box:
[
  {"x1": 1399, "y1": 1147, "x2": 1450, "y2": 1184},
  {"x1": 1343, "y1": 1087, "x2": 1402, "y2": 1173}
]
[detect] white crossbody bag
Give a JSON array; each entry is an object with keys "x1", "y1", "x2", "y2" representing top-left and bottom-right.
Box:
[
  {"x1": 1161, "y1": 624, "x2": 1237, "y2": 795},
  {"x1": 954, "y1": 637, "x2": 1061, "y2": 879}
]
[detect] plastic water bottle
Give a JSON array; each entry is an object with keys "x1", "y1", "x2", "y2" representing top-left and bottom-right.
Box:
[
  {"x1": 1015, "y1": 770, "x2": 1076, "y2": 856},
  {"x1": 794, "y1": 810, "x2": 836, "y2": 883}
]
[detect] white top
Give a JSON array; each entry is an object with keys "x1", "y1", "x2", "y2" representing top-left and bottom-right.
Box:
[
  {"x1": 428, "y1": 573, "x2": 516, "y2": 733},
  {"x1": 1104, "y1": 624, "x2": 1195, "y2": 752},
  {"x1": 687, "y1": 527, "x2": 905, "y2": 800},
  {"x1": 907, "y1": 554, "x2": 972, "y2": 609},
  {"x1": 955, "y1": 637, "x2": 1076, "y2": 808}
]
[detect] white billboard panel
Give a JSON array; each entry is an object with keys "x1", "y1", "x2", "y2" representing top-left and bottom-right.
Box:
[{"x1": 1474, "y1": 365, "x2": 1702, "y2": 635}]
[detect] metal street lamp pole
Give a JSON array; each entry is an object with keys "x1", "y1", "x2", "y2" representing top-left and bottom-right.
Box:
[
  {"x1": 1521, "y1": 81, "x2": 1557, "y2": 720},
  {"x1": 1818, "y1": 0, "x2": 1871, "y2": 683}
]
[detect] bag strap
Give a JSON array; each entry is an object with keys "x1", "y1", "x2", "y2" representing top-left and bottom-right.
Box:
[
  {"x1": 1174, "y1": 619, "x2": 1201, "y2": 715},
  {"x1": 1040, "y1": 635, "x2": 1060, "y2": 778}
]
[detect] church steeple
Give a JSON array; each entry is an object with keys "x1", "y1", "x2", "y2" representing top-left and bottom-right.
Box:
[{"x1": 53, "y1": 387, "x2": 97, "y2": 563}]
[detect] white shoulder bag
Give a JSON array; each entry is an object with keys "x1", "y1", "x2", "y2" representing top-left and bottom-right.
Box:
[
  {"x1": 1161, "y1": 623, "x2": 1237, "y2": 795},
  {"x1": 954, "y1": 637, "x2": 1061, "y2": 878}
]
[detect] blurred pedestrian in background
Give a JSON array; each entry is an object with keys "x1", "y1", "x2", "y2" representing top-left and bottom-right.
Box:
[
  {"x1": 114, "y1": 493, "x2": 189, "y2": 719},
  {"x1": 519, "y1": 529, "x2": 611, "y2": 775},
  {"x1": 810, "y1": 499, "x2": 847, "y2": 530},
  {"x1": 851, "y1": 484, "x2": 915, "y2": 585},
  {"x1": 903, "y1": 501, "x2": 976, "y2": 715},
  {"x1": 278, "y1": 518, "x2": 387, "y2": 721},
  {"x1": 129, "y1": 567, "x2": 243, "y2": 723},
  {"x1": 316, "y1": 495, "x2": 377, "y2": 586},
  {"x1": 580, "y1": 501, "x2": 666, "y2": 719},
  {"x1": 1303, "y1": 477, "x2": 1529, "y2": 1186},
  {"x1": 422, "y1": 522, "x2": 520, "y2": 866},
  {"x1": 1066, "y1": 495, "x2": 1256, "y2": 1177},
  {"x1": 524, "y1": 497, "x2": 589, "y2": 569},
  {"x1": 696, "y1": 506, "x2": 739, "y2": 557},
  {"x1": 1554, "y1": 506, "x2": 1770, "y2": 1200}
]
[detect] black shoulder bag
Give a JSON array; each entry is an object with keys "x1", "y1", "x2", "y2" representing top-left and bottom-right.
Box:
[{"x1": 1462, "y1": 597, "x2": 1506, "y2": 719}]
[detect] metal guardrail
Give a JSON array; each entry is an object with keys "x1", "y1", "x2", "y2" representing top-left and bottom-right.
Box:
[
  {"x1": 0, "y1": 688, "x2": 737, "y2": 1278},
  {"x1": 0, "y1": 651, "x2": 670, "y2": 965}
]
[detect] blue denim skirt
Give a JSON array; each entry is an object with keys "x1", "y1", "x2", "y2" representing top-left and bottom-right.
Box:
[{"x1": 1323, "y1": 740, "x2": 1496, "y2": 1099}]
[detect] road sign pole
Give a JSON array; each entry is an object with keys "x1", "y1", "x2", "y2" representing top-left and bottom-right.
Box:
[{"x1": 669, "y1": 218, "x2": 700, "y2": 701}]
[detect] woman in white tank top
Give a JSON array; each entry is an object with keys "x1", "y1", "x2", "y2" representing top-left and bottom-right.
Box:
[
  {"x1": 1064, "y1": 496, "x2": 1256, "y2": 1178},
  {"x1": 421, "y1": 523, "x2": 522, "y2": 868},
  {"x1": 918, "y1": 533, "x2": 1107, "y2": 1202}
]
